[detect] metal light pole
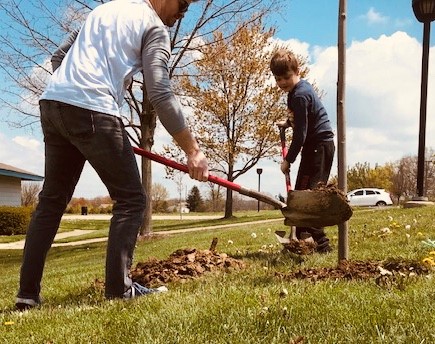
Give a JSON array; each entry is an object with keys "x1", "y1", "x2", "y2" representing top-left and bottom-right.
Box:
[
  {"x1": 412, "y1": 0, "x2": 435, "y2": 200},
  {"x1": 256, "y1": 168, "x2": 263, "y2": 212}
]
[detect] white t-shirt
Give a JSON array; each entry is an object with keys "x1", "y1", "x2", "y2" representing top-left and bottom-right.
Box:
[{"x1": 41, "y1": 0, "x2": 186, "y2": 134}]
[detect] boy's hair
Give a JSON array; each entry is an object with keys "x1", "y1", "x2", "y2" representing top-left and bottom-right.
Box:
[{"x1": 270, "y1": 49, "x2": 299, "y2": 76}]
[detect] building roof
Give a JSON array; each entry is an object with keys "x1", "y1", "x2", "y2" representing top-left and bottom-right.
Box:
[{"x1": 0, "y1": 163, "x2": 44, "y2": 181}]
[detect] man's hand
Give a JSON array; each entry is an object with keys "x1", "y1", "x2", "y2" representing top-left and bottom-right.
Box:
[
  {"x1": 187, "y1": 150, "x2": 209, "y2": 181},
  {"x1": 276, "y1": 119, "x2": 290, "y2": 128},
  {"x1": 172, "y1": 128, "x2": 209, "y2": 181},
  {"x1": 281, "y1": 160, "x2": 290, "y2": 174}
]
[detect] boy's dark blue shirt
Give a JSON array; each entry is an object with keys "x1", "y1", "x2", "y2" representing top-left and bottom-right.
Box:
[{"x1": 286, "y1": 79, "x2": 334, "y2": 163}]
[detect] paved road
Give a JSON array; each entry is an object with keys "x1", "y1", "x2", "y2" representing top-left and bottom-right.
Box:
[{"x1": 0, "y1": 218, "x2": 283, "y2": 250}]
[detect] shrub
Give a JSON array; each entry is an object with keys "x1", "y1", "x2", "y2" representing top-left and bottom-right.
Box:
[{"x1": 0, "y1": 206, "x2": 32, "y2": 235}]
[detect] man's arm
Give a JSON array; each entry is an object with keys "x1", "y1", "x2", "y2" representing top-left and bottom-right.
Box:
[
  {"x1": 141, "y1": 26, "x2": 208, "y2": 181},
  {"x1": 51, "y1": 29, "x2": 79, "y2": 72}
]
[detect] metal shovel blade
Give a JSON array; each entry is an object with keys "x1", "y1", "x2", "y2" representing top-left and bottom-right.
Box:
[{"x1": 282, "y1": 187, "x2": 353, "y2": 228}]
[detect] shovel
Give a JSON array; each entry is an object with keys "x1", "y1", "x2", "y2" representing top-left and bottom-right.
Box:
[
  {"x1": 133, "y1": 147, "x2": 353, "y2": 227},
  {"x1": 276, "y1": 126, "x2": 298, "y2": 243}
]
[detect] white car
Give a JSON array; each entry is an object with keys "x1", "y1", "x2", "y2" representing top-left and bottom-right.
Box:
[{"x1": 347, "y1": 188, "x2": 393, "y2": 207}]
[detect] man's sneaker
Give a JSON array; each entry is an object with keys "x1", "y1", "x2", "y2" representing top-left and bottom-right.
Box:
[
  {"x1": 127, "y1": 282, "x2": 168, "y2": 299},
  {"x1": 15, "y1": 297, "x2": 40, "y2": 311}
]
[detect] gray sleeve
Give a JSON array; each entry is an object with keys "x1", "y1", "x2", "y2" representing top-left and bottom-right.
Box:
[
  {"x1": 141, "y1": 26, "x2": 186, "y2": 135},
  {"x1": 51, "y1": 29, "x2": 79, "y2": 72}
]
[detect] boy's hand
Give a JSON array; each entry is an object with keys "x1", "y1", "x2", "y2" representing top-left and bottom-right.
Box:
[{"x1": 281, "y1": 160, "x2": 290, "y2": 174}]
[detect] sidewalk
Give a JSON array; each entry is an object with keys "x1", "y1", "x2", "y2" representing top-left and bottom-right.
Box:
[{"x1": 0, "y1": 218, "x2": 283, "y2": 250}]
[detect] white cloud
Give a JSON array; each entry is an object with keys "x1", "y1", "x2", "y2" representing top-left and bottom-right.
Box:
[
  {"x1": 361, "y1": 7, "x2": 389, "y2": 26},
  {"x1": 307, "y1": 30, "x2": 435, "y2": 173},
  {"x1": 12, "y1": 136, "x2": 40, "y2": 150}
]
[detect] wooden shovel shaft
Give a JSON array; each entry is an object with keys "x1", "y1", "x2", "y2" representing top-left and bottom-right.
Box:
[{"x1": 133, "y1": 147, "x2": 286, "y2": 210}]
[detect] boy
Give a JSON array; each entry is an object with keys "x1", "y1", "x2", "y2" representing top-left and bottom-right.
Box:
[{"x1": 270, "y1": 49, "x2": 335, "y2": 253}]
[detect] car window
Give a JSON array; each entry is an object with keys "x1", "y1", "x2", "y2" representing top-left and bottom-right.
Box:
[
  {"x1": 354, "y1": 190, "x2": 364, "y2": 196},
  {"x1": 366, "y1": 190, "x2": 376, "y2": 195}
]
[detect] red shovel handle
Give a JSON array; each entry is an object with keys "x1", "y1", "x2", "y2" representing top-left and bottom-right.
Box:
[
  {"x1": 278, "y1": 127, "x2": 292, "y2": 192},
  {"x1": 132, "y1": 146, "x2": 285, "y2": 209}
]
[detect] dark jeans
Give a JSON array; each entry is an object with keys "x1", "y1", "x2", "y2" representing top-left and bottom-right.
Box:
[
  {"x1": 17, "y1": 100, "x2": 146, "y2": 300},
  {"x1": 295, "y1": 140, "x2": 335, "y2": 249}
]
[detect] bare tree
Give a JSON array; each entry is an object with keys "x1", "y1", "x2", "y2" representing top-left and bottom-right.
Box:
[
  {"x1": 151, "y1": 183, "x2": 169, "y2": 213},
  {"x1": 0, "y1": 0, "x2": 285, "y2": 230},
  {"x1": 21, "y1": 181, "x2": 42, "y2": 207}
]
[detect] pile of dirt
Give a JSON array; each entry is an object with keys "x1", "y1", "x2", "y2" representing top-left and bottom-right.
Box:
[
  {"x1": 276, "y1": 259, "x2": 432, "y2": 284},
  {"x1": 131, "y1": 238, "x2": 245, "y2": 288},
  {"x1": 282, "y1": 239, "x2": 318, "y2": 255},
  {"x1": 127, "y1": 238, "x2": 431, "y2": 290}
]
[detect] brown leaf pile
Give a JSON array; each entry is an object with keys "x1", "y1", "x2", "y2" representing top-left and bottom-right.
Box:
[
  {"x1": 131, "y1": 246, "x2": 246, "y2": 288},
  {"x1": 276, "y1": 259, "x2": 432, "y2": 282}
]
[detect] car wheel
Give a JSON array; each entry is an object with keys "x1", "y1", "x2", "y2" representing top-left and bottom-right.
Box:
[{"x1": 376, "y1": 201, "x2": 387, "y2": 206}]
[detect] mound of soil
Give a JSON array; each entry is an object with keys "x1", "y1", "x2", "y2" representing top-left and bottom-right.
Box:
[
  {"x1": 131, "y1": 238, "x2": 245, "y2": 288},
  {"x1": 282, "y1": 239, "x2": 318, "y2": 255},
  {"x1": 276, "y1": 259, "x2": 432, "y2": 284},
  {"x1": 128, "y1": 239, "x2": 432, "y2": 290}
]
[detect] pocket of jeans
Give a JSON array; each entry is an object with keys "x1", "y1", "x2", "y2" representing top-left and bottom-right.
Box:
[{"x1": 59, "y1": 106, "x2": 95, "y2": 139}]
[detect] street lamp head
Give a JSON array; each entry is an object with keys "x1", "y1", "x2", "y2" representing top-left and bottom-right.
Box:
[
  {"x1": 256, "y1": 168, "x2": 263, "y2": 175},
  {"x1": 412, "y1": 0, "x2": 435, "y2": 23}
]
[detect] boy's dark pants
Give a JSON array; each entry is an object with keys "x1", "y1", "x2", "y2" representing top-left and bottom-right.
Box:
[{"x1": 295, "y1": 140, "x2": 335, "y2": 251}]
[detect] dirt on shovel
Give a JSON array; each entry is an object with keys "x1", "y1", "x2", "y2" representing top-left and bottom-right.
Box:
[{"x1": 282, "y1": 183, "x2": 353, "y2": 228}]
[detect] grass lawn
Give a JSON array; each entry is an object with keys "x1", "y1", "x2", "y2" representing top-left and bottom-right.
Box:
[{"x1": 0, "y1": 207, "x2": 434, "y2": 343}]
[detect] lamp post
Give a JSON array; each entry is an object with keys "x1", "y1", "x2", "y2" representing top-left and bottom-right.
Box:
[
  {"x1": 256, "y1": 168, "x2": 263, "y2": 212},
  {"x1": 412, "y1": 0, "x2": 435, "y2": 200}
]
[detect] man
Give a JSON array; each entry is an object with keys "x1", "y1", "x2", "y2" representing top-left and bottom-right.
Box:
[{"x1": 16, "y1": 0, "x2": 207, "y2": 310}]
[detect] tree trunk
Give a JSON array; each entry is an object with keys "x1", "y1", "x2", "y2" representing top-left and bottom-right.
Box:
[
  {"x1": 139, "y1": 88, "x2": 157, "y2": 236},
  {"x1": 224, "y1": 187, "x2": 233, "y2": 218}
]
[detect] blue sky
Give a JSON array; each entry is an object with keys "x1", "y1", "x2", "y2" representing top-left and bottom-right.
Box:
[{"x1": 1, "y1": 0, "x2": 434, "y2": 200}]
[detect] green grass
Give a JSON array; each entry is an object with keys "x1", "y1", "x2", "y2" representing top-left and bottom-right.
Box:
[{"x1": 1, "y1": 207, "x2": 434, "y2": 343}]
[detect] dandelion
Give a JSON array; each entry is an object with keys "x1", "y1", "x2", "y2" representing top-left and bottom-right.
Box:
[
  {"x1": 4, "y1": 321, "x2": 14, "y2": 326},
  {"x1": 405, "y1": 233, "x2": 411, "y2": 239},
  {"x1": 251, "y1": 233, "x2": 257, "y2": 239},
  {"x1": 422, "y1": 258, "x2": 435, "y2": 266},
  {"x1": 279, "y1": 288, "x2": 289, "y2": 298},
  {"x1": 417, "y1": 232, "x2": 424, "y2": 237},
  {"x1": 405, "y1": 225, "x2": 411, "y2": 230},
  {"x1": 387, "y1": 216, "x2": 393, "y2": 221},
  {"x1": 380, "y1": 227, "x2": 391, "y2": 234},
  {"x1": 267, "y1": 228, "x2": 271, "y2": 233},
  {"x1": 430, "y1": 251, "x2": 435, "y2": 256},
  {"x1": 227, "y1": 240, "x2": 234, "y2": 245}
]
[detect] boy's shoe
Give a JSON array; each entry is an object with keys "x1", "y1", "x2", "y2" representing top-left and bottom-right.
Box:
[
  {"x1": 127, "y1": 282, "x2": 168, "y2": 299},
  {"x1": 15, "y1": 297, "x2": 41, "y2": 311},
  {"x1": 316, "y1": 244, "x2": 333, "y2": 254}
]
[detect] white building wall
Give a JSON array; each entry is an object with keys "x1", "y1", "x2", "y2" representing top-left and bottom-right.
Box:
[{"x1": 0, "y1": 175, "x2": 21, "y2": 206}]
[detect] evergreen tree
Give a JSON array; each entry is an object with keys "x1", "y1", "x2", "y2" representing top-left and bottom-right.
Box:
[{"x1": 186, "y1": 186, "x2": 204, "y2": 212}]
